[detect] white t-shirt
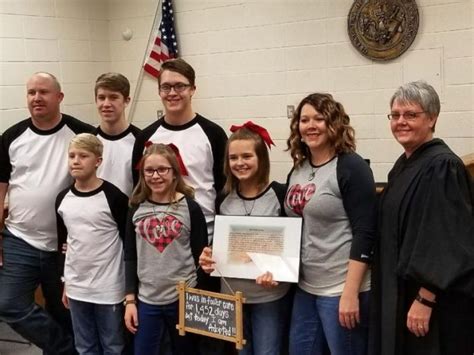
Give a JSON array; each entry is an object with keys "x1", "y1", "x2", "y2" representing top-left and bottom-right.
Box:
[
  {"x1": 0, "y1": 115, "x2": 93, "y2": 251},
  {"x1": 95, "y1": 124, "x2": 141, "y2": 196},
  {"x1": 56, "y1": 181, "x2": 128, "y2": 304}
]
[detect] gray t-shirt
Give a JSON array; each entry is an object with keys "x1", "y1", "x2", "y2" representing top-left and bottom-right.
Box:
[
  {"x1": 217, "y1": 182, "x2": 291, "y2": 304},
  {"x1": 285, "y1": 155, "x2": 373, "y2": 296},
  {"x1": 125, "y1": 197, "x2": 208, "y2": 305}
]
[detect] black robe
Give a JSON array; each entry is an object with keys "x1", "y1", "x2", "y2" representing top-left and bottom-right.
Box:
[{"x1": 370, "y1": 139, "x2": 474, "y2": 355}]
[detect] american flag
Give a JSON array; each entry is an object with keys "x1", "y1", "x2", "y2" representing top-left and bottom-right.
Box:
[{"x1": 144, "y1": 0, "x2": 178, "y2": 79}]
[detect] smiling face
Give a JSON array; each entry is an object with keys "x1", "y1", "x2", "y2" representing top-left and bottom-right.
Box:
[
  {"x1": 228, "y1": 139, "x2": 259, "y2": 186},
  {"x1": 68, "y1": 146, "x2": 102, "y2": 182},
  {"x1": 26, "y1": 73, "x2": 64, "y2": 127},
  {"x1": 143, "y1": 153, "x2": 176, "y2": 203},
  {"x1": 158, "y1": 70, "x2": 195, "y2": 118},
  {"x1": 96, "y1": 87, "x2": 130, "y2": 125},
  {"x1": 390, "y1": 99, "x2": 436, "y2": 157},
  {"x1": 298, "y1": 103, "x2": 331, "y2": 155}
]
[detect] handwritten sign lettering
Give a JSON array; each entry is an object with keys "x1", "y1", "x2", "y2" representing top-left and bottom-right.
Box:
[{"x1": 176, "y1": 281, "x2": 246, "y2": 349}]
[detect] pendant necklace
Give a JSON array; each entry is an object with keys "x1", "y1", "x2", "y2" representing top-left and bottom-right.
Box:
[
  {"x1": 151, "y1": 197, "x2": 173, "y2": 218},
  {"x1": 308, "y1": 167, "x2": 319, "y2": 181},
  {"x1": 242, "y1": 199, "x2": 256, "y2": 216},
  {"x1": 308, "y1": 154, "x2": 336, "y2": 181}
]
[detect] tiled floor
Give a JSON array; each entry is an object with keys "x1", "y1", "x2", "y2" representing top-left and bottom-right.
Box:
[{"x1": 0, "y1": 323, "x2": 40, "y2": 355}]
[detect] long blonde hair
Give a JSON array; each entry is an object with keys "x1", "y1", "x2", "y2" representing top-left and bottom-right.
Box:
[{"x1": 130, "y1": 143, "x2": 194, "y2": 206}]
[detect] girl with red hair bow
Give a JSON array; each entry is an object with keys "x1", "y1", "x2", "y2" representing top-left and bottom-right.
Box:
[{"x1": 199, "y1": 121, "x2": 291, "y2": 355}]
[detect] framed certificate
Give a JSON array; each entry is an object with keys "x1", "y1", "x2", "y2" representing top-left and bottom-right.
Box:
[{"x1": 210, "y1": 215, "x2": 302, "y2": 283}]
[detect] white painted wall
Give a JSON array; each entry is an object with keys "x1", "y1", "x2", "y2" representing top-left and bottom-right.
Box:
[
  {"x1": 0, "y1": 0, "x2": 109, "y2": 128},
  {"x1": 1, "y1": 0, "x2": 473, "y2": 182}
]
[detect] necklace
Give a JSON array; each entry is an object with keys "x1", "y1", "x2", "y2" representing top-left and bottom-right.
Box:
[
  {"x1": 242, "y1": 199, "x2": 256, "y2": 216},
  {"x1": 150, "y1": 195, "x2": 176, "y2": 217},
  {"x1": 308, "y1": 166, "x2": 319, "y2": 181},
  {"x1": 308, "y1": 154, "x2": 336, "y2": 181}
]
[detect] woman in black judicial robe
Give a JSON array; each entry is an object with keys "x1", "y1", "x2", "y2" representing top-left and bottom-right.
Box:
[{"x1": 370, "y1": 81, "x2": 474, "y2": 355}]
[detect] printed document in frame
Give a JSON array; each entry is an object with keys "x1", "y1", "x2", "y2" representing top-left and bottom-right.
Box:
[{"x1": 211, "y1": 215, "x2": 302, "y2": 283}]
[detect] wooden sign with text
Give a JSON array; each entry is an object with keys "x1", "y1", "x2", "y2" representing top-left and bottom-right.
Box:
[{"x1": 176, "y1": 281, "x2": 246, "y2": 349}]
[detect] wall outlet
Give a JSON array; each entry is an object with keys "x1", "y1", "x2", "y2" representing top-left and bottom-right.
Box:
[
  {"x1": 157, "y1": 110, "x2": 163, "y2": 118},
  {"x1": 287, "y1": 105, "x2": 295, "y2": 119}
]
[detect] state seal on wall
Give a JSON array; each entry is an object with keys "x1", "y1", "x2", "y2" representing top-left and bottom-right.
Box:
[{"x1": 347, "y1": 0, "x2": 419, "y2": 61}]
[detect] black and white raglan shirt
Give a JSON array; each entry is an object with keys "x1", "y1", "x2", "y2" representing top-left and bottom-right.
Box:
[
  {"x1": 217, "y1": 182, "x2": 291, "y2": 304},
  {"x1": 95, "y1": 125, "x2": 141, "y2": 196},
  {"x1": 0, "y1": 115, "x2": 94, "y2": 251},
  {"x1": 131, "y1": 115, "x2": 228, "y2": 242},
  {"x1": 124, "y1": 196, "x2": 209, "y2": 305},
  {"x1": 56, "y1": 180, "x2": 128, "y2": 304},
  {"x1": 284, "y1": 153, "x2": 377, "y2": 296}
]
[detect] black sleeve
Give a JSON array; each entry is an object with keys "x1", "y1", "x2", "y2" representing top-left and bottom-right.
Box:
[
  {"x1": 124, "y1": 205, "x2": 139, "y2": 295},
  {"x1": 63, "y1": 114, "x2": 95, "y2": 134},
  {"x1": 398, "y1": 156, "x2": 474, "y2": 295},
  {"x1": 337, "y1": 153, "x2": 377, "y2": 264},
  {"x1": 270, "y1": 181, "x2": 288, "y2": 216},
  {"x1": 92, "y1": 126, "x2": 100, "y2": 135},
  {"x1": 131, "y1": 121, "x2": 161, "y2": 186},
  {"x1": 198, "y1": 117, "x2": 228, "y2": 194},
  {"x1": 55, "y1": 188, "x2": 70, "y2": 277},
  {"x1": 131, "y1": 136, "x2": 146, "y2": 187},
  {"x1": 212, "y1": 130, "x2": 228, "y2": 194},
  {"x1": 187, "y1": 196, "x2": 220, "y2": 292},
  {"x1": 214, "y1": 190, "x2": 227, "y2": 215},
  {"x1": 0, "y1": 120, "x2": 29, "y2": 183},
  {"x1": 103, "y1": 181, "x2": 129, "y2": 242},
  {"x1": 0, "y1": 134, "x2": 9, "y2": 183},
  {"x1": 129, "y1": 124, "x2": 142, "y2": 138},
  {"x1": 187, "y1": 197, "x2": 208, "y2": 267},
  {"x1": 284, "y1": 167, "x2": 295, "y2": 189}
]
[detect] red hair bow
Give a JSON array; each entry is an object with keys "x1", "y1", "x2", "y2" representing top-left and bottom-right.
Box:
[
  {"x1": 135, "y1": 141, "x2": 188, "y2": 176},
  {"x1": 167, "y1": 143, "x2": 188, "y2": 176},
  {"x1": 144, "y1": 140, "x2": 153, "y2": 148},
  {"x1": 229, "y1": 121, "x2": 275, "y2": 149}
]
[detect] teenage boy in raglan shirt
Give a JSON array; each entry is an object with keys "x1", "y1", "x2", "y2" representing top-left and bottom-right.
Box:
[{"x1": 94, "y1": 73, "x2": 141, "y2": 196}]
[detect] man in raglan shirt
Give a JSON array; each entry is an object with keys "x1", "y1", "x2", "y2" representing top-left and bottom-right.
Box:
[
  {"x1": 0, "y1": 72, "x2": 94, "y2": 354},
  {"x1": 132, "y1": 58, "x2": 228, "y2": 244}
]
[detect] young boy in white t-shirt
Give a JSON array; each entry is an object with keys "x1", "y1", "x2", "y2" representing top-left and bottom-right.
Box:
[{"x1": 56, "y1": 133, "x2": 128, "y2": 354}]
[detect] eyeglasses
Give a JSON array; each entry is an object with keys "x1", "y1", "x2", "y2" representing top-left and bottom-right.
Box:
[
  {"x1": 387, "y1": 112, "x2": 425, "y2": 121},
  {"x1": 159, "y1": 83, "x2": 192, "y2": 94},
  {"x1": 144, "y1": 166, "x2": 172, "y2": 177}
]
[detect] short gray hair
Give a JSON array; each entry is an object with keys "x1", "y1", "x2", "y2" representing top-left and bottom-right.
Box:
[{"x1": 390, "y1": 81, "x2": 440, "y2": 117}]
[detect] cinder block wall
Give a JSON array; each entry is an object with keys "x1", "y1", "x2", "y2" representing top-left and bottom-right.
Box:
[
  {"x1": 1, "y1": 0, "x2": 473, "y2": 182},
  {"x1": 0, "y1": 0, "x2": 110, "y2": 127}
]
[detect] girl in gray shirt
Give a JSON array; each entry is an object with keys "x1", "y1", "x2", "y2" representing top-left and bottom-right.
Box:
[
  {"x1": 124, "y1": 143, "x2": 208, "y2": 355},
  {"x1": 200, "y1": 122, "x2": 291, "y2": 355}
]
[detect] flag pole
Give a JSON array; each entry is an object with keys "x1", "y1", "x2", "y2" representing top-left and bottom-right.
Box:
[{"x1": 128, "y1": 0, "x2": 162, "y2": 123}]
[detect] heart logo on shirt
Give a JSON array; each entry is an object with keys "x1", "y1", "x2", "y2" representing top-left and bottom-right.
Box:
[
  {"x1": 136, "y1": 215, "x2": 183, "y2": 252},
  {"x1": 285, "y1": 183, "x2": 316, "y2": 216}
]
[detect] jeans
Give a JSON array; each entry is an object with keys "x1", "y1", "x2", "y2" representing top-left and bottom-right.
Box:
[
  {"x1": 0, "y1": 229, "x2": 75, "y2": 355},
  {"x1": 289, "y1": 287, "x2": 369, "y2": 355},
  {"x1": 68, "y1": 298, "x2": 125, "y2": 355},
  {"x1": 134, "y1": 300, "x2": 197, "y2": 355},
  {"x1": 240, "y1": 294, "x2": 291, "y2": 355}
]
